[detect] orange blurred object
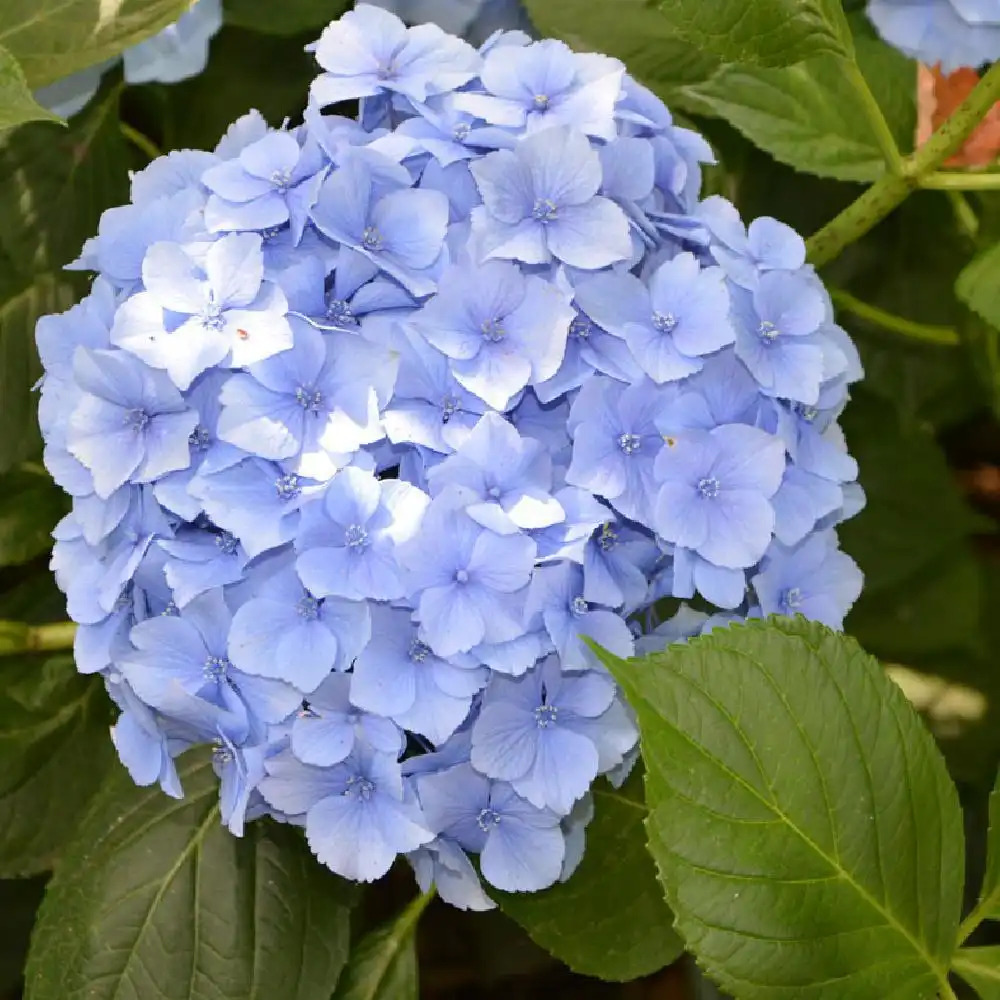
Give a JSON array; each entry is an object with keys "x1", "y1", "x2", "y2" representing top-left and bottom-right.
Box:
[{"x1": 917, "y1": 63, "x2": 1000, "y2": 167}]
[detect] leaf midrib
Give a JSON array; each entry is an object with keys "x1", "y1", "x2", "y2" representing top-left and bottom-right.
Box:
[{"x1": 629, "y1": 659, "x2": 952, "y2": 989}]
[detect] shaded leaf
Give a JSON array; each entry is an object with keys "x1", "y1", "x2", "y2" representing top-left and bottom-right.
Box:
[
  {"x1": 332, "y1": 892, "x2": 432, "y2": 1000},
  {"x1": 224, "y1": 0, "x2": 351, "y2": 37},
  {"x1": 0, "y1": 470, "x2": 68, "y2": 568},
  {"x1": 0, "y1": 44, "x2": 61, "y2": 131},
  {"x1": 25, "y1": 752, "x2": 356, "y2": 1000},
  {"x1": 599, "y1": 617, "x2": 964, "y2": 1000},
  {"x1": 498, "y1": 771, "x2": 683, "y2": 982},
  {"x1": 0, "y1": 876, "x2": 46, "y2": 993},
  {"x1": 955, "y1": 946, "x2": 1000, "y2": 998},
  {"x1": 972, "y1": 768, "x2": 1000, "y2": 922},
  {"x1": 0, "y1": 0, "x2": 190, "y2": 89},
  {"x1": 957, "y1": 240, "x2": 1000, "y2": 333}
]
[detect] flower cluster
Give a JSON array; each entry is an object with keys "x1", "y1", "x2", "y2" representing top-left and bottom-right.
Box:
[
  {"x1": 35, "y1": 0, "x2": 223, "y2": 119},
  {"x1": 867, "y1": 0, "x2": 1000, "y2": 72},
  {"x1": 37, "y1": 3, "x2": 864, "y2": 907}
]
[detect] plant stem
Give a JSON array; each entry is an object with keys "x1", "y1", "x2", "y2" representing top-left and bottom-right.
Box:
[
  {"x1": 845, "y1": 59, "x2": 904, "y2": 175},
  {"x1": 829, "y1": 288, "x2": 960, "y2": 346},
  {"x1": 939, "y1": 982, "x2": 960, "y2": 1000},
  {"x1": 0, "y1": 621, "x2": 77, "y2": 656},
  {"x1": 922, "y1": 171, "x2": 1000, "y2": 190},
  {"x1": 119, "y1": 121, "x2": 163, "y2": 162},
  {"x1": 807, "y1": 61, "x2": 1000, "y2": 268}
]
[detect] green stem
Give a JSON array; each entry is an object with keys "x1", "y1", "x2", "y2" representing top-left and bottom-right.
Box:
[
  {"x1": 829, "y1": 288, "x2": 960, "y2": 346},
  {"x1": 0, "y1": 621, "x2": 77, "y2": 655},
  {"x1": 939, "y1": 982, "x2": 960, "y2": 1000},
  {"x1": 947, "y1": 190, "x2": 980, "y2": 242},
  {"x1": 845, "y1": 59, "x2": 904, "y2": 175},
  {"x1": 119, "y1": 121, "x2": 163, "y2": 162},
  {"x1": 807, "y1": 61, "x2": 1000, "y2": 268},
  {"x1": 921, "y1": 171, "x2": 1000, "y2": 190}
]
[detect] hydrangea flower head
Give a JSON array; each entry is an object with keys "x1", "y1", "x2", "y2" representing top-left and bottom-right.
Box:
[{"x1": 36, "y1": 3, "x2": 864, "y2": 906}]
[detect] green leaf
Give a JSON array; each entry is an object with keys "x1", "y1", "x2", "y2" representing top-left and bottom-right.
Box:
[
  {"x1": 498, "y1": 771, "x2": 683, "y2": 982},
  {"x1": 332, "y1": 891, "x2": 432, "y2": 1000},
  {"x1": 0, "y1": 43, "x2": 61, "y2": 131},
  {"x1": 598, "y1": 617, "x2": 965, "y2": 1000},
  {"x1": 955, "y1": 946, "x2": 1000, "y2": 998},
  {"x1": 0, "y1": 83, "x2": 128, "y2": 273},
  {"x1": 653, "y1": 0, "x2": 850, "y2": 67},
  {"x1": 0, "y1": 470, "x2": 68, "y2": 568},
  {"x1": 224, "y1": 0, "x2": 350, "y2": 36},
  {"x1": 0, "y1": 876, "x2": 46, "y2": 993},
  {"x1": 971, "y1": 769, "x2": 1000, "y2": 923},
  {"x1": 0, "y1": 274, "x2": 77, "y2": 473},
  {"x1": 957, "y1": 241, "x2": 1000, "y2": 331},
  {"x1": 519, "y1": 0, "x2": 720, "y2": 104},
  {"x1": 0, "y1": 0, "x2": 191, "y2": 89},
  {"x1": 25, "y1": 752, "x2": 356, "y2": 1000},
  {"x1": 0, "y1": 660, "x2": 113, "y2": 877},
  {"x1": 679, "y1": 15, "x2": 913, "y2": 182}
]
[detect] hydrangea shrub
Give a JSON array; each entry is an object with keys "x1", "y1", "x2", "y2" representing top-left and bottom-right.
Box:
[{"x1": 36, "y1": 2, "x2": 864, "y2": 907}]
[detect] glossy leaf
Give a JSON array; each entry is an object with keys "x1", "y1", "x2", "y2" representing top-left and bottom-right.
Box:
[
  {"x1": 0, "y1": 0, "x2": 190, "y2": 89},
  {"x1": 955, "y1": 946, "x2": 1000, "y2": 998},
  {"x1": 599, "y1": 617, "x2": 965, "y2": 1000},
  {"x1": 332, "y1": 892, "x2": 432, "y2": 1000},
  {"x1": 498, "y1": 771, "x2": 683, "y2": 982},
  {"x1": 0, "y1": 44, "x2": 61, "y2": 131},
  {"x1": 25, "y1": 752, "x2": 356, "y2": 1000}
]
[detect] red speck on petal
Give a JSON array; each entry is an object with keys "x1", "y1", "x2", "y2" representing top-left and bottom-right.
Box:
[{"x1": 237, "y1": 329, "x2": 250, "y2": 340}]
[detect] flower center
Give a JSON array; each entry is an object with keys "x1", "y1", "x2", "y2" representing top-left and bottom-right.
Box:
[
  {"x1": 409, "y1": 638, "x2": 431, "y2": 662},
  {"x1": 532, "y1": 94, "x2": 550, "y2": 110},
  {"x1": 124, "y1": 408, "x2": 149, "y2": 432},
  {"x1": 296, "y1": 594, "x2": 320, "y2": 620},
  {"x1": 531, "y1": 198, "x2": 558, "y2": 223},
  {"x1": 344, "y1": 775, "x2": 376, "y2": 801},
  {"x1": 362, "y1": 226, "x2": 384, "y2": 251},
  {"x1": 325, "y1": 297, "x2": 357, "y2": 326},
  {"x1": 653, "y1": 311, "x2": 678, "y2": 333},
  {"x1": 597, "y1": 521, "x2": 618, "y2": 551},
  {"x1": 376, "y1": 60, "x2": 396, "y2": 81},
  {"x1": 480, "y1": 316, "x2": 506, "y2": 343},
  {"x1": 535, "y1": 704, "x2": 559, "y2": 728},
  {"x1": 757, "y1": 320, "x2": 780, "y2": 343},
  {"x1": 201, "y1": 298, "x2": 226, "y2": 331},
  {"x1": 215, "y1": 531, "x2": 238, "y2": 555},
  {"x1": 275, "y1": 473, "x2": 301, "y2": 501},
  {"x1": 441, "y1": 393, "x2": 460, "y2": 424},
  {"x1": 477, "y1": 807, "x2": 501, "y2": 831},
  {"x1": 203, "y1": 655, "x2": 231, "y2": 680},
  {"x1": 794, "y1": 403, "x2": 819, "y2": 422},
  {"x1": 782, "y1": 586, "x2": 803, "y2": 610},
  {"x1": 344, "y1": 524, "x2": 369, "y2": 550},
  {"x1": 697, "y1": 476, "x2": 720, "y2": 499},
  {"x1": 295, "y1": 386, "x2": 324, "y2": 411},
  {"x1": 453, "y1": 122, "x2": 471, "y2": 141},
  {"x1": 212, "y1": 739, "x2": 234, "y2": 765},
  {"x1": 189, "y1": 425, "x2": 211, "y2": 451},
  {"x1": 617, "y1": 432, "x2": 641, "y2": 456},
  {"x1": 570, "y1": 595, "x2": 589, "y2": 616},
  {"x1": 270, "y1": 168, "x2": 293, "y2": 191},
  {"x1": 455, "y1": 568, "x2": 470, "y2": 584},
  {"x1": 570, "y1": 314, "x2": 592, "y2": 339}
]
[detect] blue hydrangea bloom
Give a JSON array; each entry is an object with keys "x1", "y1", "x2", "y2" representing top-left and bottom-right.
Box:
[
  {"x1": 868, "y1": 0, "x2": 1000, "y2": 72},
  {"x1": 37, "y1": 4, "x2": 865, "y2": 901}
]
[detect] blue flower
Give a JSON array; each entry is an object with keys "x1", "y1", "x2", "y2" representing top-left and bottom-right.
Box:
[
  {"x1": 228, "y1": 556, "x2": 371, "y2": 692},
  {"x1": 413, "y1": 260, "x2": 574, "y2": 409},
  {"x1": 259, "y1": 744, "x2": 433, "y2": 882},
  {"x1": 399, "y1": 488, "x2": 536, "y2": 657},
  {"x1": 123, "y1": 0, "x2": 223, "y2": 84},
  {"x1": 653, "y1": 424, "x2": 786, "y2": 569},
  {"x1": 454, "y1": 39, "x2": 625, "y2": 140},
  {"x1": 311, "y1": 155, "x2": 450, "y2": 296},
  {"x1": 752, "y1": 531, "x2": 863, "y2": 630},
  {"x1": 67, "y1": 347, "x2": 198, "y2": 499},
  {"x1": 111, "y1": 233, "x2": 294, "y2": 389},
  {"x1": 160, "y1": 527, "x2": 249, "y2": 607},
  {"x1": 310, "y1": 3, "x2": 480, "y2": 107},
  {"x1": 470, "y1": 657, "x2": 635, "y2": 813},
  {"x1": 415, "y1": 761, "x2": 566, "y2": 892},
  {"x1": 670, "y1": 546, "x2": 747, "y2": 610},
  {"x1": 351, "y1": 604, "x2": 488, "y2": 745},
  {"x1": 583, "y1": 520, "x2": 660, "y2": 612},
  {"x1": 296, "y1": 466, "x2": 428, "y2": 601},
  {"x1": 868, "y1": 0, "x2": 1000, "y2": 73},
  {"x1": 470, "y1": 126, "x2": 632, "y2": 270}
]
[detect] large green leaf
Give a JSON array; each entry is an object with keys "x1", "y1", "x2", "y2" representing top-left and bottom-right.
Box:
[
  {"x1": 652, "y1": 0, "x2": 850, "y2": 66},
  {"x1": 0, "y1": 43, "x2": 60, "y2": 131},
  {"x1": 25, "y1": 753, "x2": 356, "y2": 1000},
  {"x1": 955, "y1": 947, "x2": 1000, "y2": 998},
  {"x1": 224, "y1": 0, "x2": 350, "y2": 37},
  {"x1": 599, "y1": 617, "x2": 965, "y2": 1000},
  {"x1": 498, "y1": 771, "x2": 682, "y2": 982},
  {"x1": 332, "y1": 891, "x2": 432, "y2": 1000},
  {"x1": 0, "y1": 469, "x2": 68, "y2": 568},
  {"x1": 0, "y1": 83, "x2": 128, "y2": 273},
  {"x1": 957, "y1": 241, "x2": 1000, "y2": 333},
  {"x1": 0, "y1": 660, "x2": 113, "y2": 877},
  {"x1": 680, "y1": 14, "x2": 913, "y2": 181},
  {"x1": 0, "y1": 0, "x2": 191, "y2": 89},
  {"x1": 0, "y1": 274, "x2": 77, "y2": 473}
]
